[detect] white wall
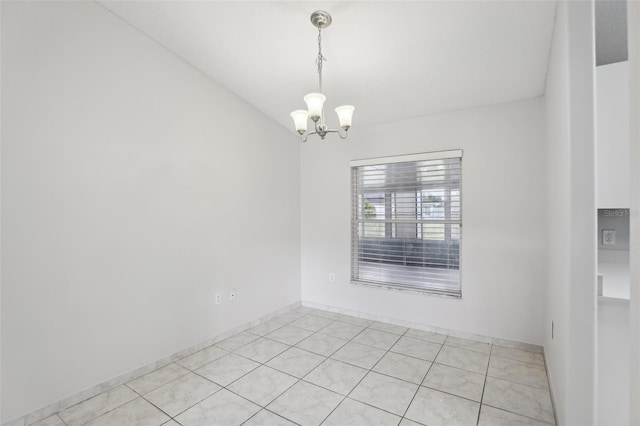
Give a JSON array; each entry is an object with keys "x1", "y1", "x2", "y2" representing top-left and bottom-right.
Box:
[
  {"x1": 596, "y1": 61, "x2": 629, "y2": 209},
  {"x1": 627, "y1": 2, "x2": 640, "y2": 424},
  {"x1": 1, "y1": 2, "x2": 301, "y2": 422},
  {"x1": 301, "y1": 97, "x2": 547, "y2": 345},
  {"x1": 0, "y1": 2, "x2": 3, "y2": 422},
  {"x1": 544, "y1": 1, "x2": 597, "y2": 425},
  {"x1": 597, "y1": 298, "x2": 629, "y2": 426},
  {"x1": 544, "y1": 3, "x2": 571, "y2": 421}
]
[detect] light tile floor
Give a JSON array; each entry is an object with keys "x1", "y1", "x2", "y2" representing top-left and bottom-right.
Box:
[{"x1": 34, "y1": 306, "x2": 555, "y2": 426}]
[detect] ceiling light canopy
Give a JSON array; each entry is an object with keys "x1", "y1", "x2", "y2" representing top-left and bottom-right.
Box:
[{"x1": 290, "y1": 11, "x2": 355, "y2": 142}]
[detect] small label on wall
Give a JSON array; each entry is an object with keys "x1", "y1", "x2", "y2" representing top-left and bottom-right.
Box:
[
  {"x1": 603, "y1": 209, "x2": 630, "y2": 217},
  {"x1": 603, "y1": 229, "x2": 616, "y2": 245}
]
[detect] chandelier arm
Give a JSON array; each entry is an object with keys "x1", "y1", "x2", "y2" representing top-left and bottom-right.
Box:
[
  {"x1": 316, "y1": 128, "x2": 349, "y2": 139},
  {"x1": 300, "y1": 130, "x2": 320, "y2": 143}
]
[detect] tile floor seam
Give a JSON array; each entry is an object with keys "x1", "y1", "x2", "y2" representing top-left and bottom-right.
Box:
[
  {"x1": 228, "y1": 340, "x2": 288, "y2": 366},
  {"x1": 400, "y1": 336, "x2": 445, "y2": 421},
  {"x1": 261, "y1": 325, "x2": 333, "y2": 348},
  {"x1": 490, "y1": 353, "x2": 546, "y2": 367},
  {"x1": 345, "y1": 395, "x2": 409, "y2": 421},
  {"x1": 270, "y1": 380, "x2": 344, "y2": 426},
  {"x1": 475, "y1": 342, "x2": 493, "y2": 425},
  {"x1": 444, "y1": 336, "x2": 492, "y2": 350},
  {"x1": 55, "y1": 386, "x2": 126, "y2": 426},
  {"x1": 350, "y1": 328, "x2": 435, "y2": 390},
  {"x1": 487, "y1": 371, "x2": 551, "y2": 393},
  {"x1": 300, "y1": 341, "x2": 348, "y2": 358},
  {"x1": 272, "y1": 313, "x2": 338, "y2": 336},
  {"x1": 223, "y1": 377, "x2": 300, "y2": 411},
  {"x1": 265, "y1": 315, "x2": 346, "y2": 377},
  {"x1": 171, "y1": 388, "x2": 258, "y2": 426},
  {"x1": 191, "y1": 328, "x2": 334, "y2": 425},
  {"x1": 481, "y1": 349, "x2": 555, "y2": 425},
  {"x1": 318, "y1": 321, "x2": 409, "y2": 425},
  {"x1": 301, "y1": 329, "x2": 368, "y2": 371},
  {"x1": 427, "y1": 359, "x2": 484, "y2": 376},
  {"x1": 239, "y1": 408, "x2": 301, "y2": 426},
  {"x1": 140, "y1": 375, "x2": 223, "y2": 420},
  {"x1": 68, "y1": 384, "x2": 140, "y2": 426},
  {"x1": 316, "y1": 393, "x2": 349, "y2": 425},
  {"x1": 77, "y1": 396, "x2": 157, "y2": 426},
  {"x1": 369, "y1": 369, "x2": 427, "y2": 388},
  {"x1": 354, "y1": 326, "x2": 430, "y2": 425},
  {"x1": 480, "y1": 380, "x2": 555, "y2": 424},
  {"x1": 418, "y1": 383, "x2": 485, "y2": 405},
  {"x1": 480, "y1": 403, "x2": 555, "y2": 425},
  {"x1": 264, "y1": 350, "x2": 326, "y2": 378},
  {"x1": 484, "y1": 373, "x2": 551, "y2": 391},
  {"x1": 315, "y1": 337, "x2": 379, "y2": 425},
  {"x1": 324, "y1": 396, "x2": 405, "y2": 424},
  {"x1": 137, "y1": 395, "x2": 175, "y2": 422}
]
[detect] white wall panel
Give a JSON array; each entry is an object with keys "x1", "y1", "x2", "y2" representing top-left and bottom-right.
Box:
[{"x1": 1, "y1": 2, "x2": 301, "y2": 421}]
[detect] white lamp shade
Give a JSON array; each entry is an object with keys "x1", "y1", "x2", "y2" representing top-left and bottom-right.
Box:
[
  {"x1": 335, "y1": 105, "x2": 355, "y2": 129},
  {"x1": 290, "y1": 110, "x2": 309, "y2": 134},
  {"x1": 303, "y1": 93, "x2": 326, "y2": 120}
]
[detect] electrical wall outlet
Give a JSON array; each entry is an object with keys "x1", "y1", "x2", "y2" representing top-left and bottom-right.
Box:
[
  {"x1": 229, "y1": 289, "x2": 236, "y2": 301},
  {"x1": 329, "y1": 273, "x2": 335, "y2": 282},
  {"x1": 215, "y1": 293, "x2": 222, "y2": 305}
]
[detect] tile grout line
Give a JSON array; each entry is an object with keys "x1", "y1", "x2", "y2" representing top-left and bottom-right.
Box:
[
  {"x1": 398, "y1": 334, "x2": 448, "y2": 424},
  {"x1": 138, "y1": 310, "x2": 305, "y2": 422},
  {"x1": 238, "y1": 406, "x2": 302, "y2": 426},
  {"x1": 480, "y1": 403, "x2": 555, "y2": 425},
  {"x1": 478, "y1": 346, "x2": 556, "y2": 425},
  {"x1": 214, "y1": 315, "x2": 324, "y2": 423},
  {"x1": 244, "y1": 308, "x2": 357, "y2": 425},
  {"x1": 201, "y1": 309, "x2": 342, "y2": 426},
  {"x1": 316, "y1": 320, "x2": 400, "y2": 425},
  {"x1": 475, "y1": 341, "x2": 493, "y2": 426},
  {"x1": 188, "y1": 348, "x2": 301, "y2": 425},
  {"x1": 345, "y1": 325, "x2": 428, "y2": 425}
]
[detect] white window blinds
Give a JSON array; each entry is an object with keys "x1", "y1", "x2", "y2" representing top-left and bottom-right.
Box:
[{"x1": 350, "y1": 150, "x2": 462, "y2": 297}]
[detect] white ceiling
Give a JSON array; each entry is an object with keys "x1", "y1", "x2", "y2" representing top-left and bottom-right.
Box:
[{"x1": 99, "y1": 1, "x2": 557, "y2": 132}]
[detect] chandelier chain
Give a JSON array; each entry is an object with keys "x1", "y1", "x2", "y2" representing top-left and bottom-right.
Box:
[{"x1": 316, "y1": 27, "x2": 325, "y2": 92}]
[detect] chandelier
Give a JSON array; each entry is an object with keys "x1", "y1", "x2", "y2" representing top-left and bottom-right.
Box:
[{"x1": 290, "y1": 11, "x2": 355, "y2": 142}]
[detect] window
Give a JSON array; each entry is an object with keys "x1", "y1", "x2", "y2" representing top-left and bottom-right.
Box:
[{"x1": 350, "y1": 150, "x2": 462, "y2": 297}]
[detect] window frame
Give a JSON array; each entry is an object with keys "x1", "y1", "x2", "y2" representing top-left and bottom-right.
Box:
[{"x1": 350, "y1": 150, "x2": 463, "y2": 298}]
